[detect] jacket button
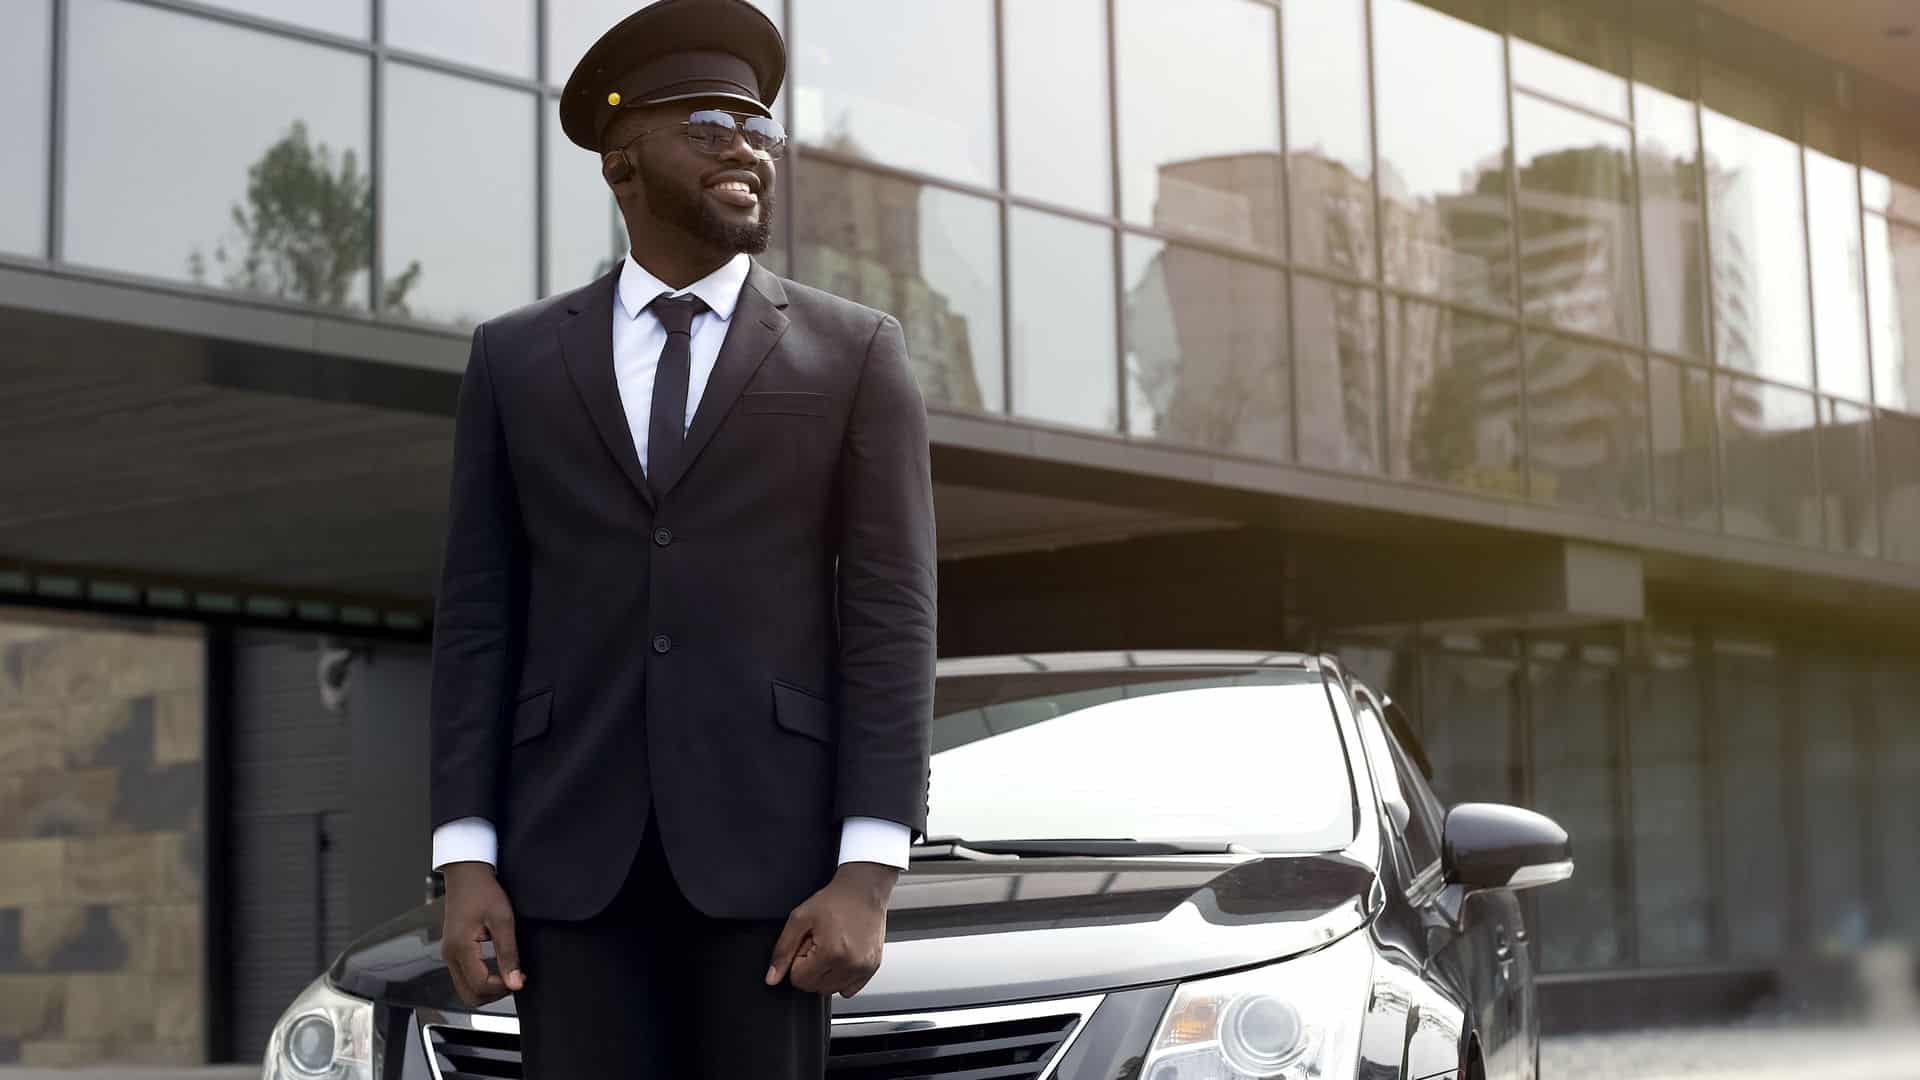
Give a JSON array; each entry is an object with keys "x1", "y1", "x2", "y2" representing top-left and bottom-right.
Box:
[
  {"x1": 652, "y1": 634, "x2": 672, "y2": 654},
  {"x1": 653, "y1": 527, "x2": 673, "y2": 547}
]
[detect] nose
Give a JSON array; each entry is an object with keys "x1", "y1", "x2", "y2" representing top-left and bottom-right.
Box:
[{"x1": 717, "y1": 127, "x2": 762, "y2": 166}]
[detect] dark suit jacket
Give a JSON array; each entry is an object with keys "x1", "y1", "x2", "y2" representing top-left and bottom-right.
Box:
[{"x1": 429, "y1": 259, "x2": 936, "y2": 922}]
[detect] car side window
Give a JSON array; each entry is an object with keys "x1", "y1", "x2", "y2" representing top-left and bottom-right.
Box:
[
  {"x1": 1352, "y1": 688, "x2": 1439, "y2": 880},
  {"x1": 1387, "y1": 728, "x2": 1447, "y2": 873}
]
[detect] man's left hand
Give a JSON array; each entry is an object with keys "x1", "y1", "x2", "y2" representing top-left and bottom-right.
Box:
[{"x1": 765, "y1": 861, "x2": 899, "y2": 998}]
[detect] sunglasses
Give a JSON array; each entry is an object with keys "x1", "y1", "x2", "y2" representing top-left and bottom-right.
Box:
[{"x1": 625, "y1": 108, "x2": 789, "y2": 160}]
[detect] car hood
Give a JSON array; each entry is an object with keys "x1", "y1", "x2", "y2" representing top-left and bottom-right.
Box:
[{"x1": 329, "y1": 853, "x2": 1376, "y2": 1016}]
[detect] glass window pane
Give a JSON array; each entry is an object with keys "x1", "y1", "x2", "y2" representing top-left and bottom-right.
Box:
[
  {"x1": 1010, "y1": 209, "x2": 1113, "y2": 430},
  {"x1": 1718, "y1": 375, "x2": 1819, "y2": 546},
  {"x1": 1629, "y1": 634, "x2": 1711, "y2": 964},
  {"x1": 1525, "y1": 336, "x2": 1647, "y2": 517},
  {"x1": 385, "y1": 0, "x2": 533, "y2": 77},
  {"x1": 1821, "y1": 399, "x2": 1877, "y2": 557},
  {"x1": 1800, "y1": 653, "x2": 1869, "y2": 949},
  {"x1": 1862, "y1": 127, "x2": 1920, "y2": 222},
  {"x1": 1701, "y1": 78, "x2": 1812, "y2": 386},
  {"x1": 794, "y1": 0, "x2": 996, "y2": 188},
  {"x1": 64, "y1": 0, "x2": 371, "y2": 308},
  {"x1": 1387, "y1": 299, "x2": 1523, "y2": 497},
  {"x1": 382, "y1": 64, "x2": 535, "y2": 326},
  {"x1": 1877, "y1": 409, "x2": 1920, "y2": 565},
  {"x1": 1712, "y1": 637, "x2": 1788, "y2": 960},
  {"x1": 1806, "y1": 148, "x2": 1871, "y2": 401},
  {"x1": 798, "y1": 162, "x2": 1003, "y2": 413},
  {"x1": 1294, "y1": 276, "x2": 1381, "y2": 471},
  {"x1": 1419, "y1": 646, "x2": 1518, "y2": 806},
  {"x1": 1634, "y1": 55, "x2": 1710, "y2": 359},
  {"x1": 198, "y1": 0, "x2": 367, "y2": 37},
  {"x1": 1123, "y1": 238, "x2": 1288, "y2": 459},
  {"x1": 1006, "y1": 0, "x2": 1110, "y2": 214},
  {"x1": 547, "y1": 0, "x2": 784, "y2": 90},
  {"x1": 1649, "y1": 358, "x2": 1715, "y2": 528},
  {"x1": 1374, "y1": 0, "x2": 1511, "y2": 309},
  {"x1": 1117, "y1": 0, "x2": 1281, "y2": 253},
  {"x1": 1529, "y1": 659, "x2": 1625, "y2": 970},
  {"x1": 544, "y1": 114, "x2": 621, "y2": 296},
  {"x1": 1507, "y1": 0, "x2": 1628, "y2": 120},
  {"x1": 1513, "y1": 94, "x2": 1639, "y2": 342},
  {"x1": 1872, "y1": 660, "x2": 1920, "y2": 942},
  {"x1": 1, "y1": 0, "x2": 51, "y2": 257},
  {"x1": 1865, "y1": 213, "x2": 1920, "y2": 412},
  {"x1": 1284, "y1": 0, "x2": 1374, "y2": 278}
]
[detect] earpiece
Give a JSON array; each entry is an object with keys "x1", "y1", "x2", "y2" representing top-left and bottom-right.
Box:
[{"x1": 602, "y1": 149, "x2": 634, "y2": 184}]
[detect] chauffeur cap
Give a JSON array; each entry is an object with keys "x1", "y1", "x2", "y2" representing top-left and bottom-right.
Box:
[{"x1": 560, "y1": 0, "x2": 787, "y2": 152}]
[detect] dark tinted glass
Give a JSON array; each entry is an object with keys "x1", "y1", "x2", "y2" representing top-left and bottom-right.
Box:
[
  {"x1": 1718, "y1": 377, "x2": 1818, "y2": 546},
  {"x1": 1529, "y1": 658, "x2": 1625, "y2": 969},
  {"x1": 1124, "y1": 238, "x2": 1289, "y2": 460},
  {"x1": 1419, "y1": 644, "x2": 1518, "y2": 805},
  {"x1": 1525, "y1": 336, "x2": 1649, "y2": 517},
  {"x1": 1388, "y1": 300, "x2": 1523, "y2": 497},
  {"x1": 1878, "y1": 409, "x2": 1920, "y2": 564},
  {"x1": 1354, "y1": 693, "x2": 1440, "y2": 872},
  {"x1": 1821, "y1": 399, "x2": 1877, "y2": 557},
  {"x1": 1648, "y1": 359, "x2": 1716, "y2": 528},
  {"x1": 1294, "y1": 277, "x2": 1382, "y2": 471},
  {"x1": 1873, "y1": 661, "x2": 1920, "y2": 941},
  {"x1": 1713, "y1": 638, "x2": 1788, "y2": 959},
  {"x1": 1629, "y1": 634, "x2": 1711, "y2": 963},
  {"x1": 1801, "y1": 654, "x2": 1871, "y2": 948},
  {"x1": 798, "y1": 162, "x2": 1003, "y2": 413}
]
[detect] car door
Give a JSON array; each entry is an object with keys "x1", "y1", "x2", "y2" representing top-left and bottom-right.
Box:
[{"x1": 1371, "y1": 690, "x2": 1525, "y2": 1080}]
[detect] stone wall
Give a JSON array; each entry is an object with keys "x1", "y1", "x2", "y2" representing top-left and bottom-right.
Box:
[{"x1": 0, "y1": 609, "x2": 206, "y2": 1066}]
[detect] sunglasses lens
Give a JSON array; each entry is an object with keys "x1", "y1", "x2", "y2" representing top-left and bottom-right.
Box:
[
  {"x1": 682, "y1": 110, "x2": 787, "y2": 158},
  {"x1": 744, "y1": 116, "x2": 788, "y2": 158}
]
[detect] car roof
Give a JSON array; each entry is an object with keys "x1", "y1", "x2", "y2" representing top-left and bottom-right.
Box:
[{"x1": 934, "y1": 650, "x2": 1322, "y2": 678}]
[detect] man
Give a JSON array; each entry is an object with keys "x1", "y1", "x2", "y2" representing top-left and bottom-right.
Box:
[{"x1": 427, "y1": 1, "x2": 936, "y2": 1075}]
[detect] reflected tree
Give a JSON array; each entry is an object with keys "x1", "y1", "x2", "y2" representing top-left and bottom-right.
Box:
[{"x1": 190, "y1": 121, "x2": 420, "y2": 313}]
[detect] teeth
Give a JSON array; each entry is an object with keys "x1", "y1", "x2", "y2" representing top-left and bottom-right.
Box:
[{"x1": 712, "y1": 181, "x2": 753, "y2": 194}]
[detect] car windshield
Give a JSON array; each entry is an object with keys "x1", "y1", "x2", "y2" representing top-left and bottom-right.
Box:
[{"x1": 925, "y1": 669, "x2": 1358, "y2": 854}]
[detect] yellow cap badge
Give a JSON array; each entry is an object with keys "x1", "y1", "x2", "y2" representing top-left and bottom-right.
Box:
[{"x1": 607, "y1": 91, "x2": 621, "y2": 106}]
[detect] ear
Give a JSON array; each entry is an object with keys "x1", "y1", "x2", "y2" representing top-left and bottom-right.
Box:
[{"x1": 602, "y1": 148, "x2": 634, "y2": 185}]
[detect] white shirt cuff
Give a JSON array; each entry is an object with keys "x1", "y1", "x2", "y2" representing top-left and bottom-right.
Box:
[
  {"x1": 432, "y1": 817, "x2": 498, "y2": 871},
  {"x1": 838, "y1": 816, "x2": 911, "y2": 869}
]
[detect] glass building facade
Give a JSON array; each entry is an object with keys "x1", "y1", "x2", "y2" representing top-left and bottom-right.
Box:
[{"x1": 3, "y1": 0, "x2": 1919, "y2": 1009}]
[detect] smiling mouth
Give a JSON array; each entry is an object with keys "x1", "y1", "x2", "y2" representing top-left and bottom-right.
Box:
[{"x1": 706, "y1": 179, "x2": 760, "y2": 209}]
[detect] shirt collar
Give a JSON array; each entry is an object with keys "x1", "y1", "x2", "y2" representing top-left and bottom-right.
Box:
[{"x1": 616, "y1": 252, "x2": 752, "y2": 323}]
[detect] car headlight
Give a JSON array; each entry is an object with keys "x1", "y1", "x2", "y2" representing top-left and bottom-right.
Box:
[
  {"x1": 261, "y1": 975, "x2": 378, "y2": 1080},
  {"x1": 1141, "y1": 930, "x2": 1370, "y2": 1079}
]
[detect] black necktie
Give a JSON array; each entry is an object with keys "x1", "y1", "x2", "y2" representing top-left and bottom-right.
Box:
[{"x1": 647, "y1": 292, "x2": 708, "y2": 495}]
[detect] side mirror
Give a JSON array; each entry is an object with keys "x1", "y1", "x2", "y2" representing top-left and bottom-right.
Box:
[{"x1": 1443, "y1": 803, "x2": 1573, "y2": 893}]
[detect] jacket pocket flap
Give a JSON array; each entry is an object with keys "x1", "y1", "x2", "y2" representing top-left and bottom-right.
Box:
[
  {"x1": 740, "y1": 391, "x2": 829, "y2": 416},
  {"x1": 772, "y1": 681, "x2": 834, "y2": 743},
  {"x1": 512, "y1": 689, "x2": 553, "y2": 746}
]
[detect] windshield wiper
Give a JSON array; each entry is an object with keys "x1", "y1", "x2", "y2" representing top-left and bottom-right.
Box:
[{"x1": 910, "y1": 836, "x2": 1256, "y2": 861}]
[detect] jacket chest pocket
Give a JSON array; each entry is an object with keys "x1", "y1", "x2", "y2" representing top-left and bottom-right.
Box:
[{"x1": 739, "y1": 391, "x2": 829, "y2": 418}]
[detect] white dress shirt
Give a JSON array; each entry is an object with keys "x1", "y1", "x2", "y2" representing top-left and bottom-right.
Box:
[{"x1": 431, "y1": 252, "x2": 912, "y2": 874}]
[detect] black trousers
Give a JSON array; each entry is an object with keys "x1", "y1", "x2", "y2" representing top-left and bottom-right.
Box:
[{"x1": 514, "y1": 807, "x2": 830, "y2": 1078}]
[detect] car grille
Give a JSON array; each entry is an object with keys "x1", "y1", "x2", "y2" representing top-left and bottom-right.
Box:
[{"x1": 419, "y1": 995, "x2": 1100, "y2": 1080}]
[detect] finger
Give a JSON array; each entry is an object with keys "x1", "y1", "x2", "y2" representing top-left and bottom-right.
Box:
[
  {"x1": 491, "y1": 910, "x2": 525, "y2": 992},
  {"x1": 766, "y1": 916, "x2": 811, "y2": 986},
  {"x1": 457, "y1": 934, "x2": 499, "y2": 1003}
]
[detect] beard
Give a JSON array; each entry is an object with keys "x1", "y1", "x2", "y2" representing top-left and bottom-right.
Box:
[{"x1": 638, "y1": 155, "x2": 775, "y2": 255}]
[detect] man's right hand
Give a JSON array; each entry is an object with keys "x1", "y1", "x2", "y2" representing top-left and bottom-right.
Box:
[{"x1": 440, "y1": 862, "x2": 526, "y2": 1007}]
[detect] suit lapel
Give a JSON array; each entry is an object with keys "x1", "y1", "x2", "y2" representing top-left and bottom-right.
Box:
[
  {"x1": 558, "y1": 266, "x2": 655, "y2": 511},
  {"x1": 655, "y1": 260, "x2": 792, "y2": 498}
]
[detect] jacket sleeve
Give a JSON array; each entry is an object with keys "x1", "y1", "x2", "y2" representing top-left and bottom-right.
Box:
[
  {"x1": 430, "y1": 321, "x2": 524, "y2": 833},
  {"x1": 833, "y1": 313, "x2": 937, "y2": 843}
]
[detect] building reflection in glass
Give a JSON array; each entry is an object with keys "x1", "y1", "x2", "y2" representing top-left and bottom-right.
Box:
[
  {"x1": 1717, "y1": 376, "x2": 1818, "y2": 546},
  {"x1": 1123, "y1": 238, "x2": 1288, "y2": 459},
  {"x1": 1294, "y1": 275, "x2": 1381, "y2": 472},
  {"x1": 1388, "y1": 299, "x2": 1522, "y2": 496},
  {"x1": 1648, "y1": 358, "x2": 1717, "y2": 529},
  {"x1": 1524, "y1": 336, "x2": 1648, "y2": 517},
  {"x1": 796, "y1": 153, "x2": 1000, "y2": 413}
]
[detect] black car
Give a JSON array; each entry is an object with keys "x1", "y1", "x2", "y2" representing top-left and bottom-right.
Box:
[{"x1": 260, "y1": 651, "x2": 1570, "y2": 1080}]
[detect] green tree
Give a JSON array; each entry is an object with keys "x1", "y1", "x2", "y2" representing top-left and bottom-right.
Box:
[{"x1": 190, "y1": 120, "x2": 420, "y2": 313}]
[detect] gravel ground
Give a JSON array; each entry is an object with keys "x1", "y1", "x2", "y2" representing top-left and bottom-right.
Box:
[{"x1": 1544, "y1": 1022, "x2": 1920, "y2": 1079}]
